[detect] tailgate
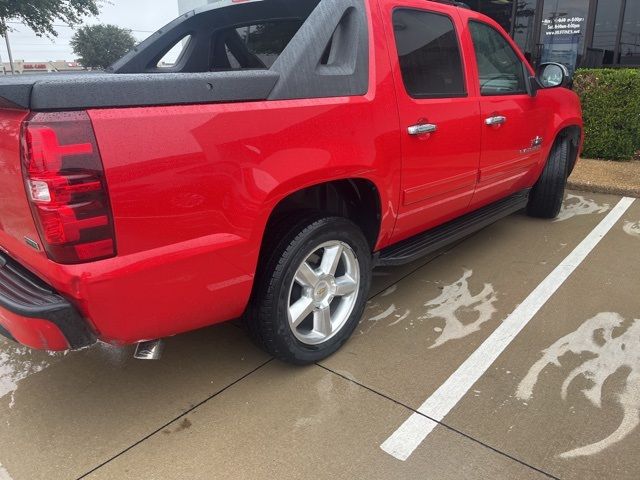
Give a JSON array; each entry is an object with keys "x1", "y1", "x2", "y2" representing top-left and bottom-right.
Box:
[{"x1": 0, "y1": 108, "x2": 45, "y2": 271}]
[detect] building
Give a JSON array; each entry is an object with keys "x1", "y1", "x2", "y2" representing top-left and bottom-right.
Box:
[
  {"x1": 178, "y1": 0, "x2": 215, "y2": 14},
  {"x1": 178, "y1": 0, "x2": 640, "y2": 73},
  {"x1": 1, "y1": 60, "x2": 85, "y2": 75},
  {"x1": 466, "y1": 0, "x2": 640, "y2": 72}
]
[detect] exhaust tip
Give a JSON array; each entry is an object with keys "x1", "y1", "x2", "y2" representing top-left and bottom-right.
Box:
[{"x1": 134, "y1": 340, "x2": 164, "y2": 360}]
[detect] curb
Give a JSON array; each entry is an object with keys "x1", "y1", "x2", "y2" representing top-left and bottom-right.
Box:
[{"x1": 567, "y1": 180, "x2": 640, "y2": 199}]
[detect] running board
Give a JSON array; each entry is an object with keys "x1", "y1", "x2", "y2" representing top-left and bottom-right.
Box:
[{"x1": 376, "y1": 190, "x2": 530, "y2": 267}]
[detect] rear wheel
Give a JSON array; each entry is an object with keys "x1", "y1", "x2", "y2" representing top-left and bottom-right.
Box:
[
  {"x1": 246, "y1": 216, "x2": 372, "y2": 364},
  {"x1": 527, "y1": 137, "x2": 570, "y2": 219}
]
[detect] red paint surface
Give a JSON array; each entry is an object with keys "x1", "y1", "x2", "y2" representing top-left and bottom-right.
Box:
[{"x1": 0, "y1": 309, "x2": 69, "y2": 351}]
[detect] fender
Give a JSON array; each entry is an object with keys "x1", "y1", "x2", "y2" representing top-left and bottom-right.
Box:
[
  {"x1": 254, "y1": 171, "x2": 397, "y2": 252},
  {"x1": 531, "y1": 88, "x2": 583, "y2": 179}
]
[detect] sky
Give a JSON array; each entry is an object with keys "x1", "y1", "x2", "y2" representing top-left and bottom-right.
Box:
[{"x1": 0, "y1": 0, "x2": 181, "y2": 62}]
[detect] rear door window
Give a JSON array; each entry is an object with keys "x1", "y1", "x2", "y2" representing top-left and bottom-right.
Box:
[{"x1": 392, "y1": 8, "x2": 466, "y2": 98}]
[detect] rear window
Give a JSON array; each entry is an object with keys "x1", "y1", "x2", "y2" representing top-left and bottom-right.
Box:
[{"x1": 214, "y1": 20, "x2": 306, "y2": 70}]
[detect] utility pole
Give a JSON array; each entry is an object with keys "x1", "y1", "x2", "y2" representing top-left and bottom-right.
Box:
[{"x1": 4, "y1": 31, "x2": 15, "y2": 74}]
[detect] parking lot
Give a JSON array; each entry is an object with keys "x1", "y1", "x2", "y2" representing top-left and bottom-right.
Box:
[{"x1": 1, "y1": 190, "x2": 638, "y2": 480}]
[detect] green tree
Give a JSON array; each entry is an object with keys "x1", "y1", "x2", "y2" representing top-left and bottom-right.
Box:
[
  {"x1": 71, "y1": 24, "x2": 136, "y2": 70},
  {"x1": 0, "y1": 0, "x2": 100, "y2": 37}
]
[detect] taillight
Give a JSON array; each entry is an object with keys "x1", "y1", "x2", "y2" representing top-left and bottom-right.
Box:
[{"x1": 21, "y1": 111, "x2": 116, "y2": 264}]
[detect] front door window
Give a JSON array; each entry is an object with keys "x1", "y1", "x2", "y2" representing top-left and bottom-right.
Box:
[{"x1": 469, "y1": 21, "x2": 527, "y2": 96}]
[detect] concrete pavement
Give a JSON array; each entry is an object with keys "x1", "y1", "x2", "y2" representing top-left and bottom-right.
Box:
[{"x1": 0, "y1": 191, "x2": 637, "y2": 480}]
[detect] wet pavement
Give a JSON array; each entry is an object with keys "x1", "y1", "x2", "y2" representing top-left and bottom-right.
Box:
[{"x1": 1, "y1": 191, "x2": 638, "y2": 480}]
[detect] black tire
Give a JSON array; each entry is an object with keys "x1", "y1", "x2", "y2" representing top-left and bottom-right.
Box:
[
  {"x1": 527, "y1": 137, "x2": 570, "y2": 219},
  {"x1": 246, "y1": 216, "x2": 372, "y2": 365}
]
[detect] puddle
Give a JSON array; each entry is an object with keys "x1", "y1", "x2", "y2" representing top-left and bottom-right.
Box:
[
  {"x1": 555, "y1": 194, "x2": 610, "y2": 222},
  {"x1": 359, "y1": 270, "x2": 498, "y2": 348},
  {"x1": 420, "y1": 270, "x2": 498, "y2": 348},
  {"x1": 623, "y1": 221, "x2": 640, "y2": 238},
  {"x1": 516, "y1": 312, "x2": 640, "y2": 458},
  {"x1": 0, "y1": 463, "x2": 12, "y2": 480},
  {"x1": 294, "y1": 373, "x2": 358, "y2": 429},
  {"x1": 0, "y1": 345, "x2": 56, "y2": 407},
  {"x1": 368, "y1": 304, "x2": 397, "y2": 323},
  {"x1": 381, "y1": 285, "x2": 397, "y2": 297},
  {"x1": 0, "y1": 341, "x2": 77, "y2": 408},
  {"x1": 388, "y1": 310, "x2": 411, "y2": 327},
  {"x1": 359, "y1": 302, "x2": 411, "y2": 335}
]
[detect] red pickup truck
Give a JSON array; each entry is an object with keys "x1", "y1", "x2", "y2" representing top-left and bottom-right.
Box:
[{"x1": 0, "y1": 0, "x2": 582, "y2": 364}]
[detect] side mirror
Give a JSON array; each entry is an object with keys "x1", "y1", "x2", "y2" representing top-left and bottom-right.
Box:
[{"x1": 536, "y1": 62, "x2": 571, "y2": 89}]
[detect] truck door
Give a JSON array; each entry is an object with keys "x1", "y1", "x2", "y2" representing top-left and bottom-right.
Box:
[
  {"x1": 464, "y1": 18, "x2": 547, "y2": 207},
  {"x1": 380, "y1": 0, "x2": 481, "y2": 243}
]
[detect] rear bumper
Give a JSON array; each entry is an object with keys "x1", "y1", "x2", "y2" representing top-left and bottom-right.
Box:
[{"x1": 0, "y1": 253, "x2": 96, "y2": 350}]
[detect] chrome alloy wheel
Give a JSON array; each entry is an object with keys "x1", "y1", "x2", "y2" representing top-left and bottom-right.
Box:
[{"x1": 287, "y1": 241, "x2": 360, "y2": 345}]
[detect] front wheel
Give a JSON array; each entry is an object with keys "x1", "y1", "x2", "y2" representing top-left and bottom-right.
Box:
[
  {"x1": 527, "y1": 137, "x2": 571, "y2": 219},
  {"x1": 246, "y1": 216, "x2": 372, "y2": 365}
]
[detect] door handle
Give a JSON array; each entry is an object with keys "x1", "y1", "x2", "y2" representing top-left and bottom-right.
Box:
[
  {"x1": 485, "y1": 115, "x2": 507, "y2": 126},
  {"x1": 408, "y1": 123, "x2": 437, "y2": 136}
]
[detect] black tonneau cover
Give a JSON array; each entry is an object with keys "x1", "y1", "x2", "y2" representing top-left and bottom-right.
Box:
[{"x1": 0, "y1": 71, "x2": 280, "y2": 111}]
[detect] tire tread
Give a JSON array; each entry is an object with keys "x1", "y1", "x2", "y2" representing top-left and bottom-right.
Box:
[{"x1": 527, "y1": 137, "x2": 570, "y2": 219}]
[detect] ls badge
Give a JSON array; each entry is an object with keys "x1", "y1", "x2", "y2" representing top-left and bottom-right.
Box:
[{"x1": 520, "y1": 136, "x2": 544, "y2": 154}]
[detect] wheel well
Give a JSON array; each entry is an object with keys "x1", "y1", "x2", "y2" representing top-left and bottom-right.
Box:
[
  {"x1": 556, "y1": 125, "x2": 582, "y2": 175},
  {"x1": 263, "y1": 179, "x2": 382, "y2": 251}
]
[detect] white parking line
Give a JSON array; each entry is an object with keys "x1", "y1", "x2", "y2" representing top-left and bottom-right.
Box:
[{"x1": 381, "y1": 197, "x2": 636, "y2": 461}]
